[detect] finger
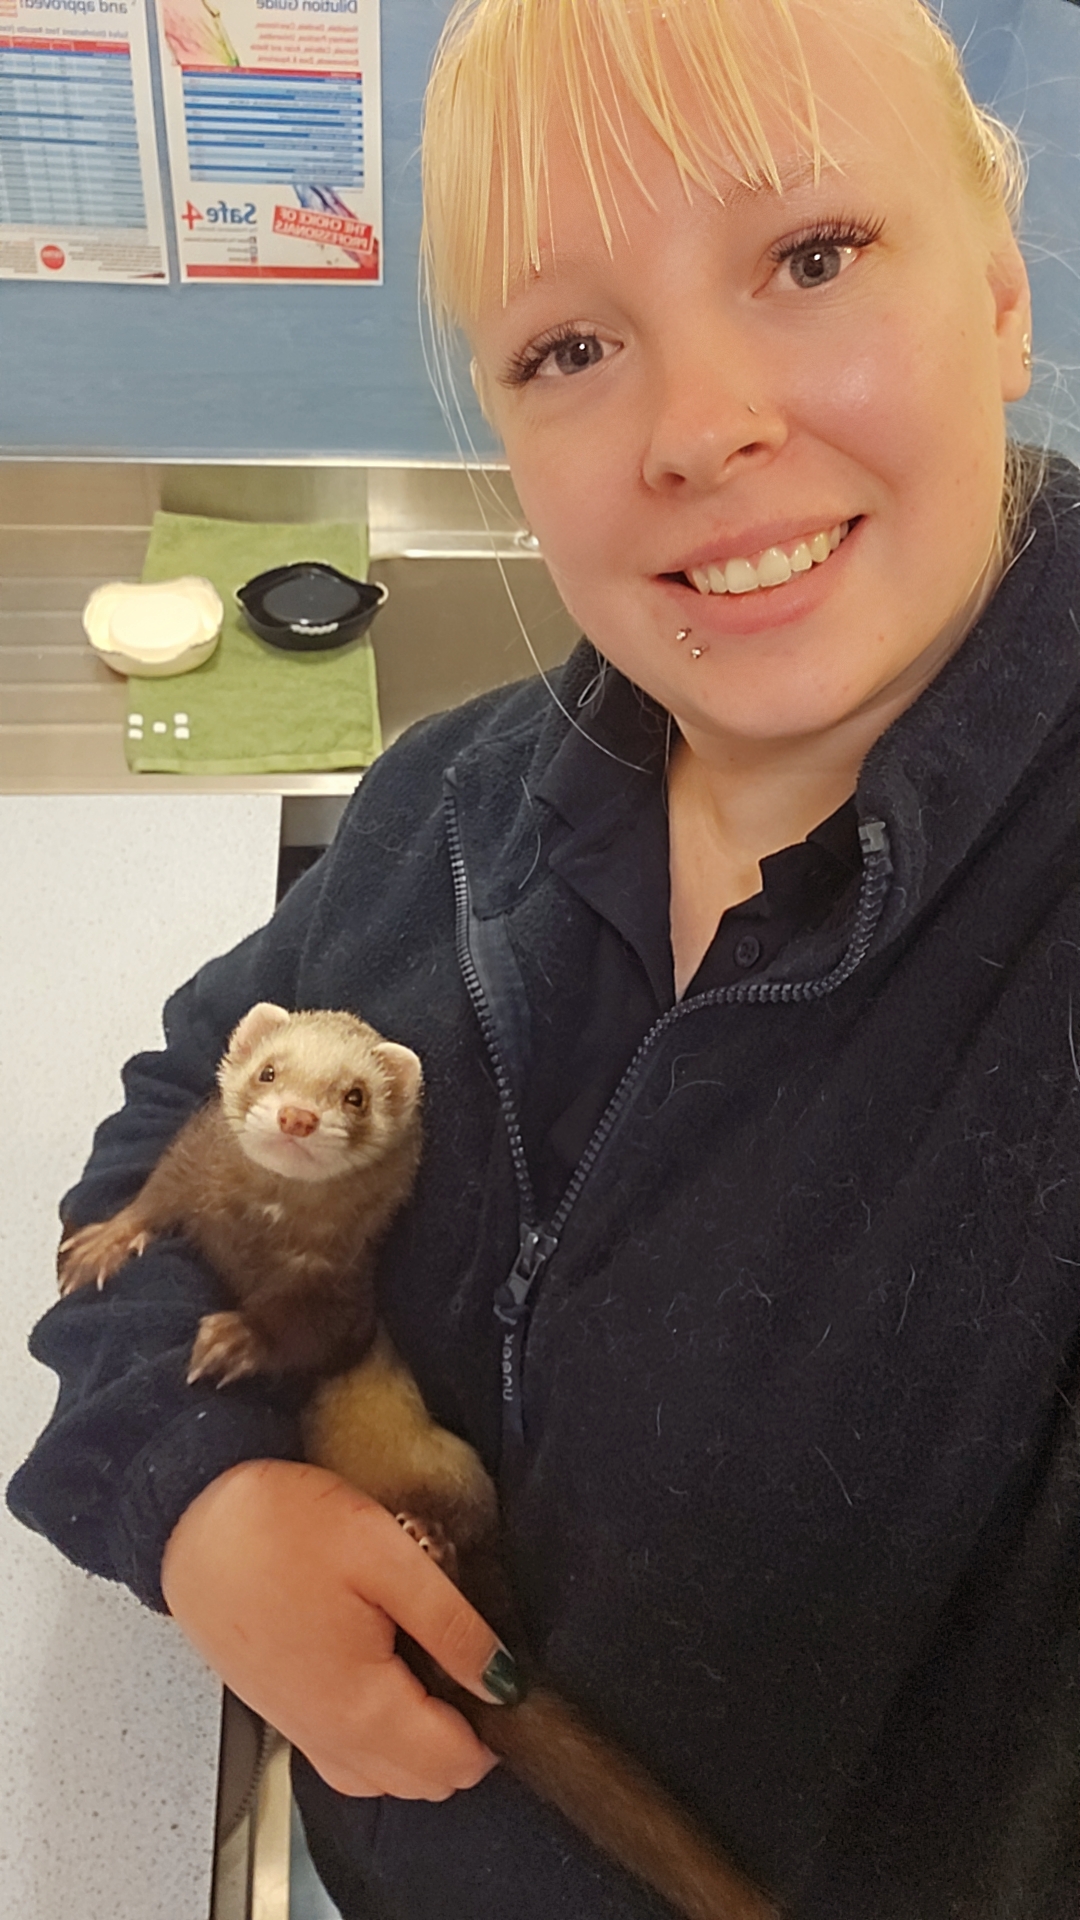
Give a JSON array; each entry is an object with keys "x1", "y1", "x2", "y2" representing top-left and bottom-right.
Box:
[
  {"x1": 334, "y1": 1488, "x2": 522, "y2": 1707},
  {"x1": 299, "y1": 1650, "x2": 499, "y2": 1799}
]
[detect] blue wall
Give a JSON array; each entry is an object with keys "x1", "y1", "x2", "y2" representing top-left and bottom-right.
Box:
[
  {"x1": 0, "y1": 0, "x2": 1076, "y2": 461},
  {"x1": 0, "y1": 0, "x2": 495, "y2": 460},
  {"x1": 944, "y1": 0, "x2": 1080, "y2": 463}
]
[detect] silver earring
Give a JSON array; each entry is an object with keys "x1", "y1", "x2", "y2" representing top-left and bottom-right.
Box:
[{"x1": 1021, "y1": 333, "x2": 1033, "y2": 372}]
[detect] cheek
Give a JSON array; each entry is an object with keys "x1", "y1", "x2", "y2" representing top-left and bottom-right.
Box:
[
  {"x1": 795, "y1": 298, "x2": 1004, "y2": 511},
  {"x1": 793, "y1": 322, "x2": 940, "y2": 488},
  {"x1": 502, "y1": 421, "x2": 653, "y2": 652},
  {"x1": 502, "y1": 405, "x2": 633, "y2": 562}
]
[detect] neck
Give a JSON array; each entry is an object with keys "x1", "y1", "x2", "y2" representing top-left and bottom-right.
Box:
[
  {"x1": 665, "y1": 663, "x2": 936, "y2": 1000},
  {"x1": 667, "y1": 687, "x2": 887, "y2": 882}
]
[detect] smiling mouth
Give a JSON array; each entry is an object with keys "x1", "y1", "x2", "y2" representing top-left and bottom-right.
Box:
[{"x1": 667, "y1": 519, "x2": 857, "y2": 597}]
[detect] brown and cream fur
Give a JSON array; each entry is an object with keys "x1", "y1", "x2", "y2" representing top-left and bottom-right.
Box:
[
  {"x1": 58, "y1": 1003, "x2": 422, "y2": 1383},
  {"x1": 59, "y1": 1004, "x2": 778, "y2": 1920}
]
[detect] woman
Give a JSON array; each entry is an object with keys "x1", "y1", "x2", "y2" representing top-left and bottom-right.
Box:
[{"x1": 9, "y1": 2, "x2": 1079, "y2": 1915}]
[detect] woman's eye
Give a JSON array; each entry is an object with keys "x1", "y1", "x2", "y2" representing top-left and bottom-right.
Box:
[
  {"x1": 781, "y1": 241, "x2": 858, "y2": 290},
  {"x1": 544, "y1": 333, "x2": 605, "y2": 376},
  {"x1": 504, "y1": 328, "x2": 616, "y2": 386},
  {"x1": 770, "y1": 219, "x2": 882, "y2": 294}
]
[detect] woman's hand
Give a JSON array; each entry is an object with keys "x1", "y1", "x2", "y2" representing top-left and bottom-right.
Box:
[{"x1": 161, "y1": 1458, "x2": 506, "y2": 1798}]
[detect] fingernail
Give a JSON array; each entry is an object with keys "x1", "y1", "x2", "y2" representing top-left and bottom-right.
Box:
[{"x1": 481, "y1": 1647, "x2": 523, "y2": 1706}]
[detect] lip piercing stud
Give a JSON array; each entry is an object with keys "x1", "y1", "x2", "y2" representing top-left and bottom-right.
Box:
[
  {"x1": 690, "y1": 646, "x2": 705, "y2": 659},
  {"x1": 675, "y1": 628, "x2": 691, "y2": 642}
]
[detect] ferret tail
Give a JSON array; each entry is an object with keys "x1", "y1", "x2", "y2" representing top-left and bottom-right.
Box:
[{"x1": 465, "y1": 1687, "x2": 781, "y2": 1920}]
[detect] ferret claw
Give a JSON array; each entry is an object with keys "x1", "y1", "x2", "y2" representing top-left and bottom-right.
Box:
[
  {"x1": 57, "y1": 1218, "x2": 151, "y2": 1295},
  {"x1": 187, "y1": 1311, "x2": 263, "y2": 1387}
]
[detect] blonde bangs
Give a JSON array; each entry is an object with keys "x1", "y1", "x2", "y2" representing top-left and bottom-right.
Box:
[
  {"x1": 420, "y1": 0, "x2": 1029, "y2": 335},
  {"x1": 421, "y1": 0, "x2": 822, "y2": 328}
]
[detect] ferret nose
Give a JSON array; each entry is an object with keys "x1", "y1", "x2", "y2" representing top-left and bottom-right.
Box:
[{"x1": 278, "y1": 1106, "x2": 319, "y2": 1138}]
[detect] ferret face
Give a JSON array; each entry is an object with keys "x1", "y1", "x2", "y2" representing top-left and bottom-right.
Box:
[{"x1": 218, "y1": 1005, "x2": 422, "y2": 1185}]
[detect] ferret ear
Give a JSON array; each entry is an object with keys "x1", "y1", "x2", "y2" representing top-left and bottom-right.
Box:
[
  {"x1": 374, "y1": 1041, "x2": 423, "y2": 1107},
  {"x1": 225, "y1": 1002, "x2": 292, "y2": 1064}
]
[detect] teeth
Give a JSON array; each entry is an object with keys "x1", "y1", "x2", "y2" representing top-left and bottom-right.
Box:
[
  {"x1": 725, "y1": 557, "x2": 758, "y2": 595},
  {"x1": 756, "y1": 547, "x2": 792, "y2": 587},
  {"x1": 686, "y1": 522, "x2": 849, "y2": 596}
]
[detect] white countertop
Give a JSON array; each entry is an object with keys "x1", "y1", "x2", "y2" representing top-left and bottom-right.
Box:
[{"x1": 0, "y1": 794, "x2": 281, "y2": 1920}]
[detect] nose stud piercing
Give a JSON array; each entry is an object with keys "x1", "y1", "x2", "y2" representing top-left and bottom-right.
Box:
[
  {"x1": 1022, "y1": 333, "x2": 1033, "y2": 372},
  {"x1": 747, "y1": 403, "x2": 759, "y2": 417}
]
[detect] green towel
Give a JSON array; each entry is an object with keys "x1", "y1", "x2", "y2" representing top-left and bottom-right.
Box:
[{"x1": 125, "y1": 512, "x2": 382, "y2": 775}]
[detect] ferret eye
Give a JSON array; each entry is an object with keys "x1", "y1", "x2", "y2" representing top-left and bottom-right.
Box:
[
  {"x1": 344, "y1": 1086, "x2": 367, "y2": 1110},
  {"x1": 258, "y1": 1064, "x2": 275, "y2": 1084}
]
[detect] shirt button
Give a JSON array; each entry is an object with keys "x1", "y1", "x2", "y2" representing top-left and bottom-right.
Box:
[{"x1": 733, "y1": 934, "x2": 763, "y2": 969}]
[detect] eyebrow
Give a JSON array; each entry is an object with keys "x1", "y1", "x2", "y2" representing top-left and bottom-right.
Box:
[
  {"x1": 501, "y1": 153, "x2": 838, "y2": 304},
  {"x1": 717, "y1": 154, "x2": 831, "y2": 208}
]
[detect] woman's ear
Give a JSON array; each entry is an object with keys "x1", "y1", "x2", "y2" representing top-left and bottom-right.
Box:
[{"x1": 989, "y1": 231, "x2": 1033, "y2": 403}]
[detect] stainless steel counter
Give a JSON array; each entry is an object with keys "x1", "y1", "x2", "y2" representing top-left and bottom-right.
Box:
[{"x1": 0, "y1": 461, "x2": 577, "y2": 796}]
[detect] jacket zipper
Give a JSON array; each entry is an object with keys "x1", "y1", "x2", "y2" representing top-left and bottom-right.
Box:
[{"x1": 445, "y1": 791, "x2": 893, "y2": 1484}]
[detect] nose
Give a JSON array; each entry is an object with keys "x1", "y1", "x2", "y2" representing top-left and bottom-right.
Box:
[
  {"x1": 640, "y1": 337, "x2": 788, "y2": 494},
  {"x1": 278, "y1": 1106, "x2": 319, "y2": 1137}
]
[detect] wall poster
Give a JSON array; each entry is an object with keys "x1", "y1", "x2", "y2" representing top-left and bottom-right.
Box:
[
  {"x1": 0, "y1": 0, "x2": 168, "y2": 281},
  {"x1": 156, "y1": 0, "x2": 382, "y2": 282}
]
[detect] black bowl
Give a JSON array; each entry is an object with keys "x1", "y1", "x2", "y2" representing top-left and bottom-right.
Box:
[{"x1": 236, "y1": 563, "x2": 388, "y2": 652}]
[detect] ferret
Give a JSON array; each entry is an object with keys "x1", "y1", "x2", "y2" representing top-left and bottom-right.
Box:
[
  {"x1": 59, "y1": 1003, "x2": 423, "y2": 1384},
  {"x1": 59, "y1": 1003, "x2": 779, "y2": 1920}
]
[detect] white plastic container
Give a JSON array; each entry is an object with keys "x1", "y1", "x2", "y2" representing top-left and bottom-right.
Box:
[{"x1": 82, "y1": 578, "x2": 224, "y2": 677}]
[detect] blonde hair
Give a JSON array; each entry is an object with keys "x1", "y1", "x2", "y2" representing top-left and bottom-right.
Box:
[{"x1": 421, "y1": 0, "x2": 1027, "y2": 329}]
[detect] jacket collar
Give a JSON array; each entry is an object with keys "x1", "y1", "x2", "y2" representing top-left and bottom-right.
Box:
[{"x1": 448, "y1": 457, "x2": 1080, "y2": 967}]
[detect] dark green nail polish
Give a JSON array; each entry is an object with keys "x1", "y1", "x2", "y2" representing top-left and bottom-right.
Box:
[{"x1": 482, "y1": 1647, "x2": 523, "y2": 1705}]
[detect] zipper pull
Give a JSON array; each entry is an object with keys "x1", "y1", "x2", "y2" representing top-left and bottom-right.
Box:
[
  {"x1": 858, "y1": 817, "x2": 890, "y2": 860},
  {"x1": 495, "y1": 1223, "x2": 558, "y2": 1323},
  {"x1": 494, "y1": 1224, "x2": 558, "y2": 1483}
]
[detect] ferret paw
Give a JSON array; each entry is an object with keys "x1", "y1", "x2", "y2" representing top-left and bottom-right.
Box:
[
  {"x1": 58, "y1": 1218, "x2": 151, "y2": 1295},
  {"x1": 395, "y1": 1513, "x2": 459, "y2": 1580},
  {"x1": 187, "y1": 1312, "x2": 266, "y2": 1388}
]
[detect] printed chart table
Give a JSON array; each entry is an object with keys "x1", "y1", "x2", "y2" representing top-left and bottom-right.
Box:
[
  {"x1": 182, "y1": 66, "x2": 365, "y2": 187},
  {"x1": 0, "y1": 38, "x2": 146, "y2": 227}
]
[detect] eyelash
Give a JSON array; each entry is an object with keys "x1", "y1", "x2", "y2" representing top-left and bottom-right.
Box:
[
  {"x1": 769, "y1": 214, "x2": 885, "y2": 282},
  {"x1": 503, "y1": 214, "x2": 885, "y2": 388},
  {"x1": 502, "y1": 325, "x2": 606, "y2": 389}
]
